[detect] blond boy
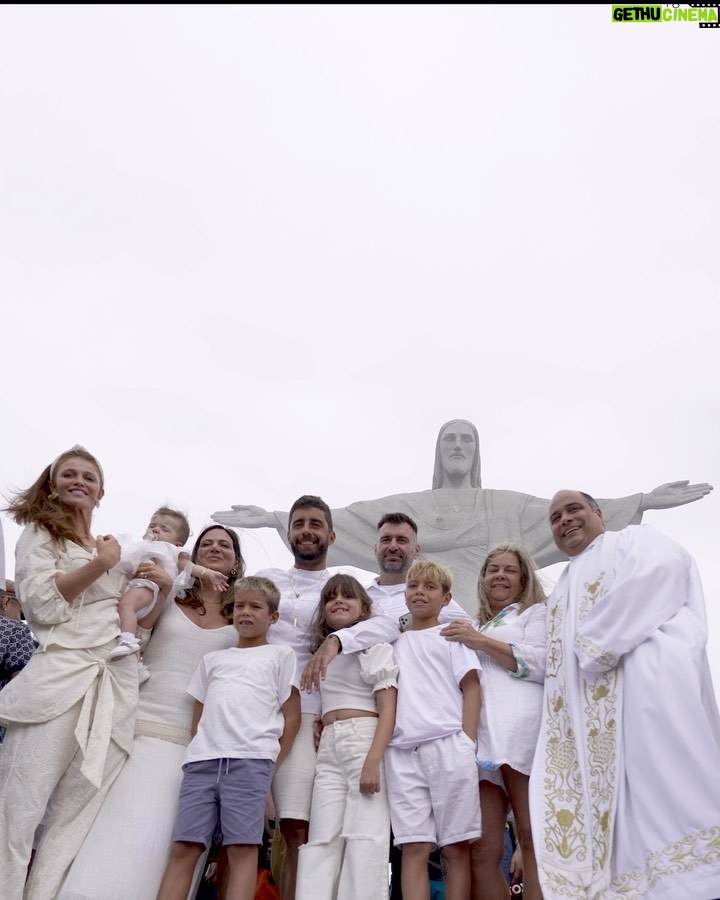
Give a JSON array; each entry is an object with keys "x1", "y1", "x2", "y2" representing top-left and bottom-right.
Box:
[{"x1": 384, "y1": 560, "x2": 482, "y2": 900}]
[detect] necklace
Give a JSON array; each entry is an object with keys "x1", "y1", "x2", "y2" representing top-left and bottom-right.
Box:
[{"x1": 286, "y1": 568, "x2": 327, "y2": 627}]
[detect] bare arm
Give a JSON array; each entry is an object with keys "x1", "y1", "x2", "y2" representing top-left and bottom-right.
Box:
[
  {"x1": 275, "y1": 687, "x2": 301, "y2": 772},
  {"x1": 178, "y1": 556, "x2": 228, "y2": 593},
  {"x1": 442, "y1": 620, "x2": 518, "y2": 672},
  {"x1": 509, "y1": 842, "x2": 523, "y2": 885},
  {"x1": 359, "y1": 686, "x2": 397, "y2": 795},
  {"x1": 55, "y1": 535, "x2": 121, "y2": 603},
  {"x1": 460, "y1": 670, "x2": 481, "y2": 742},
  {"x1": 300, "y1": 634, "x2": 342, "y2": 693},
  {"x1": 191, "y1": 700, "x2": 204, "y2": 737}
]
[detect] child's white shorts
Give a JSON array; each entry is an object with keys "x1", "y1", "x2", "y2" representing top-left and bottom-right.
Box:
[{"x1": 385, "y1": 730, "x2": 481, "y2": 848}]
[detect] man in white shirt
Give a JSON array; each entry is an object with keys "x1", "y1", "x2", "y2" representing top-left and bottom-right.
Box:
[
  {"x1": 303, "y1": 512, "x2": 473, "y2": 687},
  {"x1": 368, "y1": 513, "x2": 472, "y2": 900},
  {"x1": 257, "y1": 495, "x2": 398, "y2": 900},
  {"x1": 255, "y1": 495, "x2": 336, "y2": 900},
  {"x1": 366, "y1": 512, "x2": 473, "y2": 627},
  {"x1": 530, "y1": 490, "x2": 720, "y2": 900}
]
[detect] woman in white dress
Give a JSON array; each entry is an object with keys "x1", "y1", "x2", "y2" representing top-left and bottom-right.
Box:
[
  {"x1": 442, "y1": 542, "x2": 547, "y2": 900},
  {"x1": 59, "y1": 524, "x2": 244, "y2": 900},
  {"x1": 0, "y1": 445, "x2": 172, "y2": 900}
]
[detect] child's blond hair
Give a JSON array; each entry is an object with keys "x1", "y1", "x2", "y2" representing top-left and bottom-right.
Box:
[
  {"x1": 233, "y1": 576, "x2": 281, "y2": 614},
  {"x1": 406, "y1": 559, "x2": 452, "y2": 594}
]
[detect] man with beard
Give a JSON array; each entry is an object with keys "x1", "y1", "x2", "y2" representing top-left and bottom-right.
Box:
[
  {"x1": 530, "y1": 490, "x2": 720, "y2": 900},
  {"x1": 359, "y1": 512, "x2": 472, "y2": 900},
  {"x1": 302, "y1": 513, "x2": 472, "y2": 692},
  {"x1": 257, "y1": 496, "x2": 397, "y2": 900},
  {"x1": 368, "y1": 512, "x2": 472, "y2": 626}
]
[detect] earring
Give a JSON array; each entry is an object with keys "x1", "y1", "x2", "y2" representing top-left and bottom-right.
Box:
[
  {"x1": 48, "y1": 492, "x2": 58, "y2": 501},
  {"x1": 230, "y1": 565, "x2": 238, "y2": 577},
  {"x1": 95, "y1": 500, "x2": 101, "y2": 508}
]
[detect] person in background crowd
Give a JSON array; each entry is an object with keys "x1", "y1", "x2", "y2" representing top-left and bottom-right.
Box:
[{"x1": 0, "y1": 579, "x2": 38, "y2": 744}]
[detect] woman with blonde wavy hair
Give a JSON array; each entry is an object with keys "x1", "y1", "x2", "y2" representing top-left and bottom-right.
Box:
[{"x1": 442, "y1": 542, "x2": 547, "y2": 900}]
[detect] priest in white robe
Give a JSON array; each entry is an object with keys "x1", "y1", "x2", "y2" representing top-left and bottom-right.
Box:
[{"x1": 529, "y1": 489, "x2": 720, "y2": 900}]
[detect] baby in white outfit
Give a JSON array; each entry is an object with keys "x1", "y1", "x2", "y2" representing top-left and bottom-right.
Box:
[{"x1": 110, "y1": 507, "x2": 227, "y2": 679}]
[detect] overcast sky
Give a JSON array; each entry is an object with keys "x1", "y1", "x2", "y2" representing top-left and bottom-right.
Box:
[{"x1": 1, "y1": 5, "x2": 718, "y2": 687}]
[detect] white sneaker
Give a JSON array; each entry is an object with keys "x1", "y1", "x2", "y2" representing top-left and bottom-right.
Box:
[
  {"x1": 137, "y1": 662, "x2": 151, "y2": 684},
  {"x1": 108, "y1": 636, "x2": 141, "y2": 660}
]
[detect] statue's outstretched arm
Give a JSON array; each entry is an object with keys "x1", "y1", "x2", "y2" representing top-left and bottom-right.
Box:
[
  {"x1": 212, "y1": 504, "x2": 283, "y2": 530},
  {"x1": 640, "y1": 481, "x2": 713, "y2": 511}
]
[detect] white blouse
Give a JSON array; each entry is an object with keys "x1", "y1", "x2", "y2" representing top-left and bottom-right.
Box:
[{"x1": 319, "y1": 642, "x2": 398, "y2": 716}]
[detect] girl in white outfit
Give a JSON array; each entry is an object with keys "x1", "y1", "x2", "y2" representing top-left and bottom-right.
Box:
[{"x1": 296, "y1": 574, "x2": 398, "y2": 900}]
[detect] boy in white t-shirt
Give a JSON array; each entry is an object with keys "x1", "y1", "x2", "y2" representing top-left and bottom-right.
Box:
[
  {"x1": 385, "y1": 560, "x2": 482, "y2": 900},
  {"x1": 157, "y1": 576, "x2": 301, "y2": 900}
]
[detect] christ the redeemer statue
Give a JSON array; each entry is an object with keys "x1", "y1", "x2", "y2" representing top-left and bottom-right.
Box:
[{"x1": 213, "y1": 419, "x2": 713, "y2": 613}]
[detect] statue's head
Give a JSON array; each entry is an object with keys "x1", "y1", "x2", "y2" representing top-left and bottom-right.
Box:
[{"x1": 432, "y1": 419, "x2": 482, "y2": 489}]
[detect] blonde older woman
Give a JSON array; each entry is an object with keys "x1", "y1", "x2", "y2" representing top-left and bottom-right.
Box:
[{"x1": 442, "y1": 542, "x2": 547, "y2": 900}]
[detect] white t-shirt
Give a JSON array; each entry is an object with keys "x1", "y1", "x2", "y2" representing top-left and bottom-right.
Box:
[
  {"x1": 390, "y1": 624, "x2": 482, "y2": 749},
  {"x1": 185, "y1": 643, "x2": 298, "y2": 763},
  {"x1": 258, "y1": 566, "x2": 333, "y2": 716}
]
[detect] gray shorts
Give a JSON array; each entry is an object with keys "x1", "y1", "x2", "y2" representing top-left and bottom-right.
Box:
[{"x1": 173, "y1": 758, "x2": 274, "y2": 846}]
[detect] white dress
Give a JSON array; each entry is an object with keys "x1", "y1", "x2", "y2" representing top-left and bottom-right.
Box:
[
  {"x1": 58, "y1": 598, "x2": 237, "y2": 900},
  {"x1": 475, "y1": 602, "x2": 547, "y2": 776}
]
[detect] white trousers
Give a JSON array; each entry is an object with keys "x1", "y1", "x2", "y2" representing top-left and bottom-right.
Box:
[
  {"x1": 296, "y1": 717, "x2": 390, "y2": 900},
  {"x1": 0, "y1": 701, "x2": 128, "y2": 900}
]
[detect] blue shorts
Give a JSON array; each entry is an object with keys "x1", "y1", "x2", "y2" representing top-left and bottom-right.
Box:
[{"x1": 172, "y1": 758, "x2": 274, "y2": 846}]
